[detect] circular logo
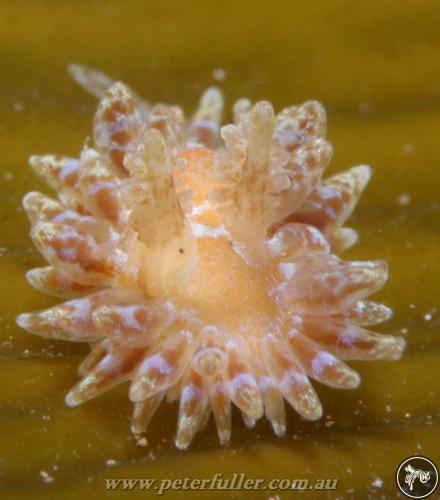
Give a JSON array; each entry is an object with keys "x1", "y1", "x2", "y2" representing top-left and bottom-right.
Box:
[{"x1": 396, "y1": 456, "x2": 438, "y2": 498}]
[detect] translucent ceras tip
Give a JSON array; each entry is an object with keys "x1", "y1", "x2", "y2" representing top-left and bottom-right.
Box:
[{"x1": 189, "y1": 87, "x2": 224, "y2": 147}]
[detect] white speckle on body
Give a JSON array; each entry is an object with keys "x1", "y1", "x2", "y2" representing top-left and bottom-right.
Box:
[{"x1": 311, "y1": 351, "x2": 336, "y2": 377}]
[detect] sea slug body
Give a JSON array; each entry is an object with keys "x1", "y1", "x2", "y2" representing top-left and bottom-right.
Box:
[{"x1": 16, "y1": 64, "x2": 405, "y2": 449}]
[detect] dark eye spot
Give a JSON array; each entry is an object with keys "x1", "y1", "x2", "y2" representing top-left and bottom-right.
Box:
[{"x1": 179, "y1": 248, "x2": 185, "y2": 254}]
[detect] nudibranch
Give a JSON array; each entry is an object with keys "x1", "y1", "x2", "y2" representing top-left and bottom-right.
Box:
[{"x1": 17, "y1": 64, "x2": 405, "y2": 449}]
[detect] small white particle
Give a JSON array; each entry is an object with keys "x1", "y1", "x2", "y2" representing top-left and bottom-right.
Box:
[
  {"x1": 4, "y1": 172, "x2": 13, "y2": 181},
  {"x1": 40, "y1": 470, "x2": 54, "y2": 483},
  {"x1": 402, "y1": 143, "x2": 415, "y2": 154},
  {"x1": 106, "y1": 459, "x2": 117, "y2": 466},
  {"x1": 398, "y1": 193, "x2": 410, "y2": 206},
  {"x1": 424, "y1": 313, "x2": 432, "y2": 321},
  {"x1": 372, "y1": 478, "x2": 383, "y2": 489},
  {"x1": 358, "y1": 101, "x2": 371, "y2": 115},
  {"x1": 135, "y1": 435, "x2": 148, "y2": 447},
  {"x1": 212, "y1": 68, "x2": 227, "y2": 81}
]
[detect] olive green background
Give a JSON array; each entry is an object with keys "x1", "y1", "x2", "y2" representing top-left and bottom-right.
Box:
[{"x1": 0, "y1": 1, "x2": 439, "y2": 498}]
